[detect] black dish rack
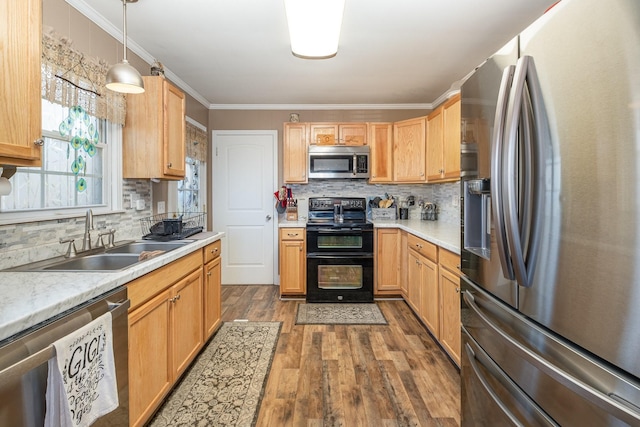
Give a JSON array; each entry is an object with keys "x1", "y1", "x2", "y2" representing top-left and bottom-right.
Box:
[{"x1": 141, "y1": 212, "x2": 205, "y2": 241}]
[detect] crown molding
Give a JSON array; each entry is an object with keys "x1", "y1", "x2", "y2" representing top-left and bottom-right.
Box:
[{"x1": 208, "y1": 103, "x2": 433, "y2": 110}]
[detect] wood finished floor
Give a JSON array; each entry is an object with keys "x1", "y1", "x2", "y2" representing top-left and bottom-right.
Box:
[{"x1": 220, "y1": 285, "x2": 461, "y2": 427}]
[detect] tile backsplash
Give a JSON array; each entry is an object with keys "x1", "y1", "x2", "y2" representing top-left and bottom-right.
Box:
[
  {"x1": 288, "y1": 180, "x2": 461, "y2": 224},
  {"x1": 0, "y1": 180, "x2": 152, "y2": 270}
]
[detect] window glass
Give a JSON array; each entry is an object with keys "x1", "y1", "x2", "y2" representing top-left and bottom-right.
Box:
[
  {"x1": 0, "y1": 100, "x2": 107, "y2": 212},
  {"x1": 177, "y1": 157, "x2": 201, "y2": 214}
]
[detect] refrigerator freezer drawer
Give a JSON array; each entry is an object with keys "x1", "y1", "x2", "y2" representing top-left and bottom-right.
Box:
[
  {"x1": 461, "y1": 328, "x2": 558, "y2": 426},
  {"x1": 462, "y1": 278, "x2": 640, "y2": 427}
]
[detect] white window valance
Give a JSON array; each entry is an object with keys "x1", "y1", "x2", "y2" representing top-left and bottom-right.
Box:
[{"x1": 41, "y1": 27, "x2": 127, "y2": 126}]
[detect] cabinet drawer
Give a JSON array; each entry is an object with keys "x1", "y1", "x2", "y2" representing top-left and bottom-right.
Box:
[
  {"x1": 280, "y1": 228, "x2": 305, "y2": 241},
  {"x1": 127, "y1": 250, "x2": 202, "y2": 311},
  {"x1": 439, "y1": 248, "x2": 460, "y2": 275},
  {"x1": 203, "y1": 240, "x2": 222, "y2": 264},
  {"x1": 407, "y1": 234, "x2": 437, "y2": 262}
]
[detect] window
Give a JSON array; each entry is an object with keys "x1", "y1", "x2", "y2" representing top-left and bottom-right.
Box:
[
  {"x1": 0, "y1": 100, "x2": 121, "y2": 219},
  {"x1": 177, "y1": 157, "x2": 202, "y2": 214}
]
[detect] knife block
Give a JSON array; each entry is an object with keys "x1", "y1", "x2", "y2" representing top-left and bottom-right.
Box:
[{"x1": 286, "y1": 207, "x2": 298, "y2": 221}]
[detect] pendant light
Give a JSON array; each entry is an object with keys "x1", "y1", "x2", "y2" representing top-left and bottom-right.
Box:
[
  {"x1": 106, "y1": 0, "x2": 145, "y2": 94},
  {"x1": 284, "y1": 0, "x2": 345, "y2": 59}
]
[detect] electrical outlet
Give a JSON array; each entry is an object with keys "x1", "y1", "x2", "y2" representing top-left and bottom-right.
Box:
[
  {"x1": 452, "y1": 195, "x2": 459, "y2": 207},
  {"x1": 129, "y1": 193, "x2": 136, "y2": 207},
  {"x1": 157, "y1": 201, "x2": 166, "y2": 214}
]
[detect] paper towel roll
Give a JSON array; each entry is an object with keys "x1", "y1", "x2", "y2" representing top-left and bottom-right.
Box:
[{"x1": 0, "y1": 177, "x2": 11, "y2": 196}]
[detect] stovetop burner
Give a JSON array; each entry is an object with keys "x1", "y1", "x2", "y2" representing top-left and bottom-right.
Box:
[{"x1": 306, "y1": 197, "x2": 371, "y2": 228}]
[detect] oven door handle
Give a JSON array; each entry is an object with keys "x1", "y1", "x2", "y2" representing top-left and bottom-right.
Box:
[
  {"x1": 306, "y1": 253, "x2": 373, "y2": 259},
  {"x1": 310, "y1": 228, "x2": 366, "y2": 233}
]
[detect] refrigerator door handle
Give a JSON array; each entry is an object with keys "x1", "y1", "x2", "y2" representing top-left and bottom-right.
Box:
[
  {"x1": 490, "y1": 65, "x2": 516, "y2": 280},
  {"x1": 463, "y1": 291, "x2": 640, "y2": 425},
  {"x1": 503, "y1": 55, "x2": 536, "y2": 287}
]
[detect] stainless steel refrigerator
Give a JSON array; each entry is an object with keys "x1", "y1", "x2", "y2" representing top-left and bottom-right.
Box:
[{"x1": 460, "y1": 0, "x2": 640, "y2": 425}]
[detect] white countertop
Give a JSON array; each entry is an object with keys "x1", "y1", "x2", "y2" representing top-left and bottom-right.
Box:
[
  {"x1": 279, "y1": 218, "x2": 460, "y2": 254},
  {"x1": 372, "y1": 219, "x2": 461, "y2": 254},
  {"x1": 0, "y1": 231, "x2": 224, "y2": 343}
]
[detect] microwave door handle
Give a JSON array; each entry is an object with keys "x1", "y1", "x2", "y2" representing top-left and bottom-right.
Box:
[
  {"x1": 491, "y1": 65, "x2": 516, "y2": 281},
  {"x1": 353, "y1": 154, "x2": 357, "y2": 176}
]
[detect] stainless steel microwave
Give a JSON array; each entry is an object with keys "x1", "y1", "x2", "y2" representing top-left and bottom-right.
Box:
[{"x1": 308, "y1": 145, "x2": 370, "y2": 179}]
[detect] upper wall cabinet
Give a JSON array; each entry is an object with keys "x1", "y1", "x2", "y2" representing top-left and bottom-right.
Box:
[
  {"x1": 123, "y1": 76, "x2": 186, "y2": 180},
  {"x1": 393, "y1": 116, "x2": 426, "y2": 183},
  {"x1": 0, "y1": 0, "x2": 43, "y2": 167},
  {"x1": 368, "y1": 122, "x2": 393, "y2": 183},
  {"x1": 283, "y1": 123, "x2": 308, "y2": 183},
  {"x1": 310, "y1": 123, "x2": 367, "y2": 146},
  {"x1": 426, "y1": 94, "x2": 461, "y2": 182}
]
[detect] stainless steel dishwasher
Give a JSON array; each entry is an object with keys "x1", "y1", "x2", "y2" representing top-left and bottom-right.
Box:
[{"x1": 0, "y1": 286, "x2": 130, "y2": 426}]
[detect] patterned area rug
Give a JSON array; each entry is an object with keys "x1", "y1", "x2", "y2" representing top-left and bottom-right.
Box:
[
  {"x1": 296, "y1": 303, "x2": 388, "y2": 325},
  {"x1": 149, "y1": 321, "x2": 281, "y2": 427}
]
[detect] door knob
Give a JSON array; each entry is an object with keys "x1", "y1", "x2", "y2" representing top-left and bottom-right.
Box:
[{"x1": 266, "y1": 215, "x2": 272, "y2": 221}]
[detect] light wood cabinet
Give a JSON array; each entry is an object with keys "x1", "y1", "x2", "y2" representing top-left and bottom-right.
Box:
[
  {"x1": 400, "y1": 231, "x2": 408, "y2": 296},
  {"x1": 309, "y1": 122, "x2": 367, "y2": 145},
  {"x1": 339, "y1": 123, "x2": 367, "y2": 145},
  {"x1": 123, "y1": 76, "x2": 186, "y2": 180},
  {"x1": 407, "y1": 233, "x2": 439, "y2": 338},
  {"x1": 128, "y1": 288, "x2": 172, "y2": 427},
  {"x1": 419, "y1": 255, "x2": 439, "y2": 339},
  {"x1": 127, "y1": 250, "x2": 203, "y2": 427},
  {"x1": 439, "y1": 248, "x2": 461, "y2": 366},
  {"x1": 368, "y1": 122, "x2": 393, "y2": 183},
  {"x1": 203, "y1": 240, "x2": 222, "y2": 340},
  {"x1": 310, "y1": 123, "x2": 338, "y2": 145},
  {"x1": 393, "y1": 117, "x2": 426, "y2": 182},
  {"x1": 407, "y1": 249, "x2": 422, "y2": 314},
  {"x1": 171, "y1": 269, "x2": 204, "y2": 378},
  {"x1": 426, "y1": 94, "x2": 461, "y2": 182},
  {"x1": 283, "y1": 123, "x2": 308, "y2": 183},
  {"x1": 375, "y1": 228, "x2": 400, "y2": 295},
  {"x1": 0, "y1": 0, "x2": 42, "y2": 166},
  {"x1": 279, "y1": 228, "x2": 306, "y2": 295}
]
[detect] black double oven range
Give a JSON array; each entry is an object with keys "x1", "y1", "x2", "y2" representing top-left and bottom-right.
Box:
[{"x1": 306, "y1": 197, "x2": 374, "y2": 303}]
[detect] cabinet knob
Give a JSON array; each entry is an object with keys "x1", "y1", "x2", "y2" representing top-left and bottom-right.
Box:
[
  {"x1": 167, "y1": 162, "x2": 173, "y2": 168},
  {"x1": 455, "y1": 288, "x2": 460, "y2": 293},
  {"x1": 34, "y1": 138, "x2": 44, "y2": 146},
  {"x1": 207, "y1": 271, "x2": 211, "y2": 277}
]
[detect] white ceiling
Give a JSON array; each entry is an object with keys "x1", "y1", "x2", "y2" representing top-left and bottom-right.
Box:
[{"x1": 72, "y1": 0, "x2": 558, "y2": 109}]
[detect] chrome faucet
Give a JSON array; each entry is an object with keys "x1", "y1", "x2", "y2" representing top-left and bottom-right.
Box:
[{"x1": 82, "y1": 209, "x2": 94, "y2": 251}]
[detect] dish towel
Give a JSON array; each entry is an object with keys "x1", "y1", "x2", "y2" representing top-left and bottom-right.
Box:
[{"x1": 45, "y1": 311, "x2": 119, "y2": 427}]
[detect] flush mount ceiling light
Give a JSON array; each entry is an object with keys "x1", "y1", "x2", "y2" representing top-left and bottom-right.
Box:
[
  {"x1": 284, "y1": 0, "x2": 346, "y2": 59},
  {"x1": 106, "y1": 0, "x2": 145, "y2": 94}
]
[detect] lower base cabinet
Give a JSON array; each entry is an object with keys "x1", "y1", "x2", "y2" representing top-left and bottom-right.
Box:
[
  {"x1": 438, "y1": 249, "x2": 461, "y2": 366},
  {"x1": 204, "y1": 240, "x2": 222, "y2": 340},
  {"x1": 279, "y1": 228, "x2": 306, "y2": 295},
  {"x1": 128, "y1": 240, "x2": 223, "y2": 427},
  {"x1": 393, "y1": 231, "x2": 461, "y2": 367}
]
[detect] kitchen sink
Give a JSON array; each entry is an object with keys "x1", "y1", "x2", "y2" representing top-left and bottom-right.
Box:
[
  {"x1": 105, "y1": 240, "x2": 194, "y2": 254},
  {"x1": 39, "y1": 253, "x2": 141, "y2": 272},
  {"x1": 6, "y1": 239, "x2": 196, "y2": 272}
]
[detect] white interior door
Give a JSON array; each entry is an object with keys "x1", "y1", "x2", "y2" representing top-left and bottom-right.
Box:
[{"x1": 212, "y1": 130, "x2": 277, "y2": 285}]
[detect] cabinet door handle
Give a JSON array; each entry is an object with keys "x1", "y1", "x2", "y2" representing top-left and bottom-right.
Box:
[
  {"x1": 210, "y1": 248, "x2": 218, "y2": 254},
  {"x1": 34, "y1": 138, "x2": 44, "y2": 146},
  {"x1": 288, "y1": 233, "x2": 298, "y2": 237},
  {"x1": 207, "y1": 271, "x2": 212, "y2": 277}
]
